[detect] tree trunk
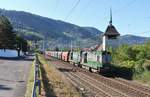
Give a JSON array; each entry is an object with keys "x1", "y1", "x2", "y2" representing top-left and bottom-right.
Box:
[
  {"x1": 4, "y1": 48, "x2": 6, "y2": 52},
  {"x1": 17, "y1": 49, "x2": 20, "y2": 57}
]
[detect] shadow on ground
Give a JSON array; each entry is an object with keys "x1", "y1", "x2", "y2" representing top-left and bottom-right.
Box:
[
  {"x1": 0, "y1": 85, "x2": 12, "y2": 90},
  {"x1": 102, "y1": 65, "x2": 133, "y2": 80},
  {"x1": 0, "y1": 54, "x2": 34, "y2": 61},
  {"x1": 58, "y1": 68, "x2": 74, "y2": 72},
  {"x1": 38, "y1": 61, "x2": 57, "y2": 97}
]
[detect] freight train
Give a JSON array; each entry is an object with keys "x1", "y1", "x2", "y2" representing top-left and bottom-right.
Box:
[
  {"x1": 45, "y1": 50, "x2": 111, "y2": 73},
  {"x1": 44, "y1": 11, "x2": 121, "y2": 73}
]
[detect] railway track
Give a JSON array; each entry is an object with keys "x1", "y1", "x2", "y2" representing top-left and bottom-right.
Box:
[
  {"x1": 52, "y1": 61, "x2": 100, "y2": 97},
  {"x1": 115, "y1": 77, "x2": 150, "y2": 93},
  {"x1": 65, "y1": 72, "x2": 109, "y2": 97},
  {"x1": 71, "y1": 72, "x2": 128, "y2": 97},
  {"x1": 48, "y1": 57, "x2": 150, "y2": 97},
  {"x1": 49, "y1": 59, "x2": 128, "y2": 97},
  {"x1": 51, "y1": 61, "x2": 103, "y2": 97},
  {"x1": 81, "y1": 70, "x2": 150, "y2": 97}
]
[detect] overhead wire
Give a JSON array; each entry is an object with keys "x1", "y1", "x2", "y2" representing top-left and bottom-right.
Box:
[
  {"x1": 92, "y1": 0, "x2": 139, "y2": 35},
  {"x1": 73, "y1": 0, "x2": 92, "y2": 22},
  {"x1": 113, "y1": 0, "x2": 137, "y2": 14},
  {"x1": 133, "y1": 30, "x2": 150, "y2": 34},
  {"x1": 64, "y1": 0, "x2": 81, "y2": 21},
  {"x1": 94, "y1": 0, "x2": 138, "y2": 24},
  {"x1": 116, "y1": 0, "x2": 150, "y2": 35},
  {"x1": 58, "y1": 0, "x2": 81, "y2": 49},
  {"x1": 51, "y1": 0, "x2": 60, "y2": 17}
]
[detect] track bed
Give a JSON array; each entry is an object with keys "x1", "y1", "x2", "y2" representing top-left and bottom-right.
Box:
[{"x1": 48, "y1": 57, "x2": 150, "y2": 97}]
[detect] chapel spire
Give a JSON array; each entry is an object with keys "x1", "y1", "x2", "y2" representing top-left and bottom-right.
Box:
[{"x1": 109, "y1": 8, "x2": 112, "y2": 25}]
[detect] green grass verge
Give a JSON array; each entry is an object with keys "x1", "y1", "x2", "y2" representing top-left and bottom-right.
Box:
[
  {"x1": 38, "y1": 54, "x2": 82, "y2": 97},
  {"x1": 25, "y1": 61, "x2": 35, "y2": 97},
  {"x1": 133, "y1": 71, "x2": 150, "y2": 85}
]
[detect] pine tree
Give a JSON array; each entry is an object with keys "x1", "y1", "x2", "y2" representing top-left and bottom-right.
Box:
[
  {"x1": 0, "y1": 15, "x2": 29, "y2": 56},
  {"x1": 0, "y1": 15, "x2": 16, "y2": 50}
]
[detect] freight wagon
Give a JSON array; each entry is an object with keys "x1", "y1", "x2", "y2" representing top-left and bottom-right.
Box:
[
  {"x1": 69, "y1": 51, "x2": 81, "y2": 66},
  {"x1": 80, "y1": 51, "x2": 111, "y2": 72},
  {"x1": 45, "y1": 50, "x2": 111, "y2": 73}
]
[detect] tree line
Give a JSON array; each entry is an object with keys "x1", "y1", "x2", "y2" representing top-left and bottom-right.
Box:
[
  {"x1": 111, "y1": 42, "x2": 150, "y2": 83},
  {"x1": 0, "y1": 15, "x2": 28, "y2": 56}
]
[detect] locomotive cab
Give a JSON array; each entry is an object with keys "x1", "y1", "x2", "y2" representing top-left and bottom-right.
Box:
[{"x1": 100, "y1": 51, "x2": 111, "y2": 72}]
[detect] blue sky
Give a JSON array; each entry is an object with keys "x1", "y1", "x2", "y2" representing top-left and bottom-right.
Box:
[{"x1": 0, "y1": 0, "x2": 150, "y2": 37}]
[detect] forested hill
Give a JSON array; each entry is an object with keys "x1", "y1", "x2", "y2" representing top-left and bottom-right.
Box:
[
  {"x1": 0, "y1": 8, "x2": 149, "y2": 48},
  {"x1": 0, "y1": 9, "x2": 102, "y2": 44}
]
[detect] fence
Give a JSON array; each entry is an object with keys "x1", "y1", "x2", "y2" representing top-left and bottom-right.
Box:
[{"x1": 32, "y1": 54, "x2": 41, "y2": 97}]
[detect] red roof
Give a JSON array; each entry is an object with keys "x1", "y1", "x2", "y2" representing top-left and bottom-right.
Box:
[{"x1": 81, "y1": 44, "x2": 103, "y2": 51}]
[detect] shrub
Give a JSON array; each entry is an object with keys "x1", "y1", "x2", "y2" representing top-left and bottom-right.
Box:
[
  {"x1": 142, "y1": 60, "x2": 150, "y2": 71},
  {"x1": 112, "y1": 42, "x2": 150, "y2": 84}
]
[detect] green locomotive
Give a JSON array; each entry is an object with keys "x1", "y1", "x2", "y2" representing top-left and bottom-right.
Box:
[{"x1": 69, "y1": 50, "x2": 111, "y2": 73}]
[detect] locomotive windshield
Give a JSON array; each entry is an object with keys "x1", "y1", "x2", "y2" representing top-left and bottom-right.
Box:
[
  {"x1": 102, "y1": 51, "x2": 111, "y2": 64},
  {"x1": 84, "y1": 52, "x2": 87, "y2": 63}
]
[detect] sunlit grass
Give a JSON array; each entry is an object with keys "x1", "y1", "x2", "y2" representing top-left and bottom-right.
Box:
[
  {"x1": 133, "y1": 71, "x2": 150, "y2": 85},
  {"x1": 25, "y1": 62, "x2": 35, "y2": 97},
  {"x1": 38, "y1": 54, "x2": 82, "y2": 97}
]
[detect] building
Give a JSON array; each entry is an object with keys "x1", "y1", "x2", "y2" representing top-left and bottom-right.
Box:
[{"x1": 102, "y1": 9, "x2": 120, "y2": 51}]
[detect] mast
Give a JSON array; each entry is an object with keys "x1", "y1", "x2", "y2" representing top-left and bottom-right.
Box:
[
  {"x1": 102, "y1": 9, "x2": 121, "y2": 51},
  {"x1": 42, "y1": 40, "x2": 45, "y2": 52},
  {"x1": 71, "y1": 40, "x2": 73, "y2": 52},
  {"x1": 103, "y1": 9, "x2": 113, "y2": 51},
  {"x1": 109, "y1": 8, "x2": 112, "y2": 25}
]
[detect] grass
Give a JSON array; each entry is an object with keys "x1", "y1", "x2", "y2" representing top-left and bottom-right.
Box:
[
  {"x1": 133, "y1": 71, "x2": 150, "y2": 85},
  {"x1": 25, "y1": 61, "x2": 35, "y2": 97},
  {"x1": 111, "y1": 64, "x2": 150, "y2": 86},
  {"x1": 38, "y1": 54, "x2": 82, "y2": 97}
]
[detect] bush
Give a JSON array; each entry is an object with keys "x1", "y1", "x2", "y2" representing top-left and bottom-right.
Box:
[
  {"x1": 142, "y1": 60, "x2": 150, "y2": 71},
  {"x1": 133, "y1": 71, "x2": 150, "y2": 84},
  {"x1": 133, "y1": 60, "x2": 144, "y2": 74},
  {"x1": 120, "y1": 60, "x2": 136, "y2": 69},
  {"x1": 111, "y1": 42, "x2": 150, "y2": 84}
]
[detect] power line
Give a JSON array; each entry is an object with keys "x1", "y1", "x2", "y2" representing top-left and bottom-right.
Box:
[
  {"x1": 103, "y1": 0, "x2": 138, "y2": 22},
  {"x1": 93, "y1": 0, "x2": 138, "y2": 33},
  {"x1": 64, "y1": 0, "x2": 81, "y2": 21},
  {"x1": 51, "y1": 0, "x2": 60, "y2": 17},
  {"x1": 74, "y1": 0, "x2": 92, "y2": 21},
  {"x1": 62, "y1": 0, "x2": 81, "y2": 48},
  {"x1": 114, "y1": 0, "x2": 137, "y2": 14},
  {"x1": 134, "y1": 30, "x2": 150, "y2": 34}
]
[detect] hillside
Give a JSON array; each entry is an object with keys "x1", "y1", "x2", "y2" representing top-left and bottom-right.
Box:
[
  {"x1": 0, "y1": 9, "x2": 149, "y2": 49},
  {"x1": 119, "y1": 35, "x2": 150, "y2": 44}
]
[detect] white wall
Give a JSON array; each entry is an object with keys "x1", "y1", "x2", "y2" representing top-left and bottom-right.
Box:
[{"x1": 0, "y1": 49, "x2": 24, "y2": 57}]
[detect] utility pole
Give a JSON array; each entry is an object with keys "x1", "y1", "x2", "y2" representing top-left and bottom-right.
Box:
[
  {"x1": 71, "y1": 40, "x2": 73, "y2": 52},
  {"x1": 42, "y1": 40, "x2": 45, "y2": 52}
]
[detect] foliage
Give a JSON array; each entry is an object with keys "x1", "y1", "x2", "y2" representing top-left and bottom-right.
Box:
[
  {"x1": 38, "y1": 54, "x2": 82, "y2": 97},
  {"x1": 112, "y1": 41, "x2": 150, "y2": 84},
  {"x1": 133, "y1": 71, "x2": 150, "y2": 84},
  {"x1": 15, "y1": 35, "x2": 28, "y2": 52},
  {"x1": 0, "y1": 15, "x2": 16, "y2": 49},
  {"x1": 16, "y1": 29, "x2": 44, "y2": 41},
  {"x1": 0, "y1": 15, "x2": 29, "y2": 56},
  {"x1": 54, "y1": 47, "x2": 59, "y2": 51},
  {"x1": 1, "y1": 9, "x2": 150, "y2": 49}
]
